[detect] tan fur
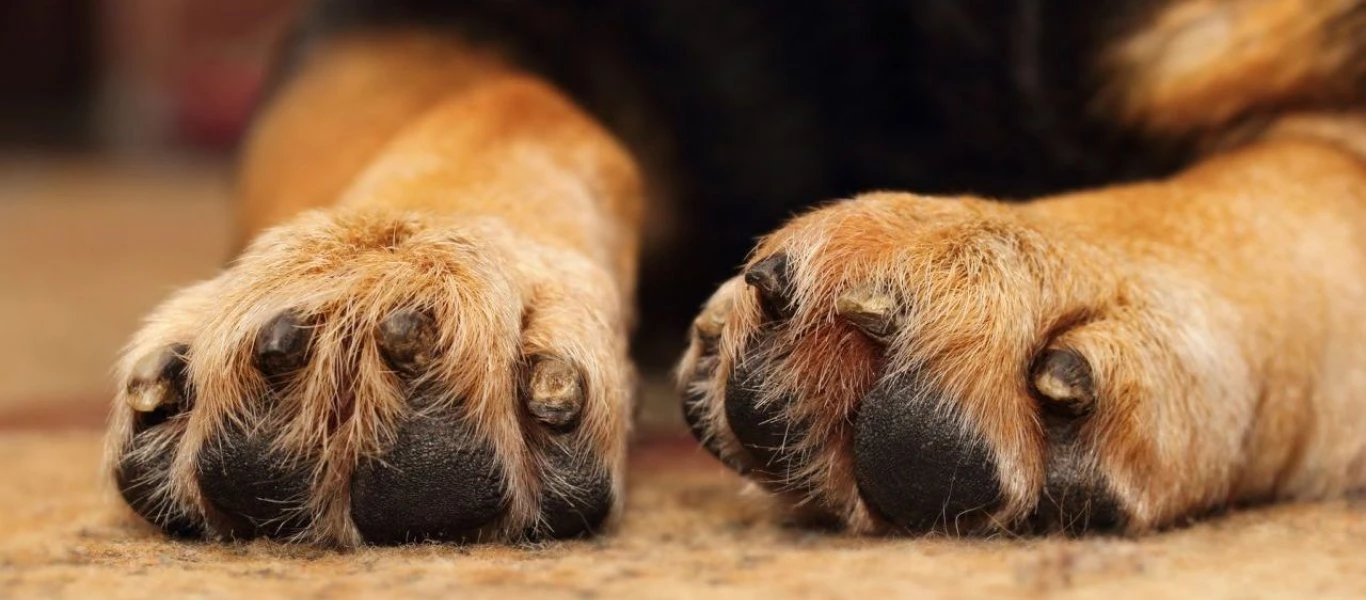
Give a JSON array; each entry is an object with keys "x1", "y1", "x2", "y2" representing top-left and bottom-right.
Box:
[
  {"x1": 1101, "y1": 0, "x2": 1366, "y2": 143},
  {"x1": 679, "y1": 122, "x2": 1366, "y2": 533},
  {"x1": 109, "y1": 3, "x2": 1366, "y2": 545},
  {"x1": 678, "y1": 0, "x2": 1366, "y2": 535},
  {"x1": 106, "y1": 32, "x2": 643, "y2": 546},
  {"x1": 235, "y1": 34, "x2": 511, "y2": 246}
]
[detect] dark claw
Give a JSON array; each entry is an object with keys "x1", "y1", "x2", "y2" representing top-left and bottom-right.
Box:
[
  {"x1": 853, "y1": 372, "x2": 1002, "y2": 532},
  {"x1": 196, "y1": 421, "x2": 313, "y2": 538},
  {"x1": 377, "y1": 309, "x2": 438, "y2": 375},
  {"x1": 350, "y1": 396, "x2": 507, "y2": 544},
  {"x1": 523, "y1": 357, "x2": 584, "y2": 432},
  {"x1": 255, "y1": 311, "x2": 312, "y2": 379},
  {"x1": 744, "y1": 254, "x2": 796, "y2": 319},
  {"x1": 534, "y1": 444, "x2": 613, "y2": 539}
]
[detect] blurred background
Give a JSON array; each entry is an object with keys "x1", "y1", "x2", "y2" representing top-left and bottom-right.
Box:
[
  {"x1": 0, "y1": 0, "x2": 681, "y2": 433},
  {"x1": 0, "y1": 0, "x2": 302, "y2": 428}
]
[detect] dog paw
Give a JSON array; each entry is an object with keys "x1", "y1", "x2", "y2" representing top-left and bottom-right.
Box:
[
  {"x1": 678, "y1": 192, "x2": 1276, "y2": 535},
  {"x1": 107, "y1": 208, "x2": 631, "y2": 545}
]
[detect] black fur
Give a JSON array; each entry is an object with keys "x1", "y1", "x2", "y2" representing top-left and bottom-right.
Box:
[{"x1": 277, "y1": 0, "x2": 1188, "y2": 355}]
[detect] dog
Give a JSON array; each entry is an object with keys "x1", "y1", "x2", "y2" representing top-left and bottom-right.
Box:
[{"x1": 107, "y1": 0, "x2": 1366, "y2": 545}]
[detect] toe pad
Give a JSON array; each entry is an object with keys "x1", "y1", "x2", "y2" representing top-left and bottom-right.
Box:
[
  {"x1": 853, "y1": 374, "x2": 1002, "y2": 532},
  {"x1": 350, "y1": 403, "x2": 507, "y2": 544}
]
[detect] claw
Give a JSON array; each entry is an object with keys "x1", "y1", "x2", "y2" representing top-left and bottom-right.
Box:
[
  {"x1": 693, "y1": 296, "x2": 731, "y2": 351},
  {"x1": 125, "y1": 345, "x2": 188, "y2": 413},
  {"x1": 377, "y1": 309, "x2": 438, "y2": 375},
  {"x1": 1031, "y1": 348, "x2": 1095, "y2": 416},
  {"x1": 525, "y1": 357, "x2": 584, "y2": 432},
  {"x1": 255, "y1": 311, "x2": 311, "y2": 378},
  {"x1": 127, "y1": 388, "x2": 166, "y2": 413},
  {"x1": 744, "y1": 254, "x2": 795, "y2": 319},
  {"x1": 835, "y1": 287, "x2": 897, "y2": 343}
]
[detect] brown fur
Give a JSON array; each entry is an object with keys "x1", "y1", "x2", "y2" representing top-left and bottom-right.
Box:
[
  {"x1": 680, "y1": 128, "x2": 1366, "y2": 532},
  {"x1": 1102, "y1": 0, "x2": 1366, "y2": 144},
  {"x1": 107, "y1": 32, "x2": 643, "y2": 544},
  {"x1": 108, "y1": 3, "x2": 1366, "y2": 544}
]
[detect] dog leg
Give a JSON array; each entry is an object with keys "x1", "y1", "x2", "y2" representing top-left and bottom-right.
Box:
[
  {"x1": 106, "y1": 32, "x2": 643, "y2": 546},
  {"x1": 680, "y1": 119, "x2": 1366, "y2": 534}
]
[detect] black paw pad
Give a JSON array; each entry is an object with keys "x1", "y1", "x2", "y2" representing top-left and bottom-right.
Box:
[
  {"x1": 853, "y1": 373, "x2": 1002, "y2": 532},
  {"x1": 116, "y1": 435, "x2": 202, "y2": 537},
  {"x1": 350, "y1": 400, "x2": 507, "y2": 544},
  {"x1": 1028, "y1": 468, "x2": 1124, "y2": 534},
  {"x1": 682, "y1": 374, "x2": 745, "y2": 471},
  {"x1": 1027, "y1": 400, "x2": 1124, "y2": 534},
  {"x1": 196, "y1": 422, "x2": 313, "y2": 538},
  {"x1": 724, "y1": 362, "x2": 806, "y2": 483},
  {"x1": 534, "y1": 444, "x2": 612, "y2": 539}
]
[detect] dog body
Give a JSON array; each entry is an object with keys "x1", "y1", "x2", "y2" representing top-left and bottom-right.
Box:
[{"x1": 108, "y1": 0, "x2": 1366, "y2": 544}]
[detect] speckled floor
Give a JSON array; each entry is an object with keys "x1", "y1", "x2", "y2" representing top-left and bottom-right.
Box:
[
  {"x1": 3, "y1": 434, "x2": 1366, "y2": 599},
  {"x1": 2, "y1": 159, "x2": 1364, "y2": 599}
]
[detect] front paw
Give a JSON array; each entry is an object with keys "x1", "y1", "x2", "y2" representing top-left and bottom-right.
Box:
[
  {"x1": 678, "y1": 193, "x2": 1262, "y2": 535},
  {"x1": 107, "y1": 208, "x2": 631, "y2": 546}
]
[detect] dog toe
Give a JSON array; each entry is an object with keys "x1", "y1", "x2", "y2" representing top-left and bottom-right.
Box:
[
  {"x1": 107, "y1": 210, "x2": 631, "y2": 546},
  {"x1": 852, "y1": 373, "x2": 1002, "y2": 532},
  {"x1": 350, "y1": 397, "x2": 506, "y2": 544},
  {"x1": 197, "y1": 420, "x2": 315, "y2": 538}
]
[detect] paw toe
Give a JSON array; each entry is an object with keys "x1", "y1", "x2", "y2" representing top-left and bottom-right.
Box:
[
  {"x1": 682, "y1": 384, "x2": 744, "y2": 472},
  {"x1": 118, "y1": 344, "x2": 200, "y2": 536},
  {"x1": 723, "y1": 362, "x2": 804, "y2": 480},
  {"x1": 535, "y1": 444, "x2": 612, "y2": 539},
  {"x1": 116, "y1": 440, "x2": 202, "y2": 537},
  {"x1": 349, "y1": 399, "x2": 507, "y2": 544},
  {"x1": 853, "y1": 374, "x2": 1002, "y2": 532},
  {"x1": 196, "y1": 422, "x2": 314, "y2": 538}
]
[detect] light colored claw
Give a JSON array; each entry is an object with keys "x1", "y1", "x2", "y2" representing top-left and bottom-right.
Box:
[
  {"x1": 1034, "y1": 371, "x2": 1085, "y2": 404},
  {"x1": 126, "y1": 384, "x2": 169, "y2": 413},
  {"x1": 1031, "y1": 349, "x2": 1095, "y2": 413},
  {"x1": 835, "y1": 287, "x2": 897, "y2": 343},
  {"x1": 694, "y1": 295, "x2": 732, "y2": 342},
  {"x1": 1027, "y1": 347, "x2": 1092, "y2": 418},
  {"x1": 125, "y1": 348, "x2": 181, "y2": 412},
  {"x1": 527, "y1": 358, "x2": 584, "y2": 430}
]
